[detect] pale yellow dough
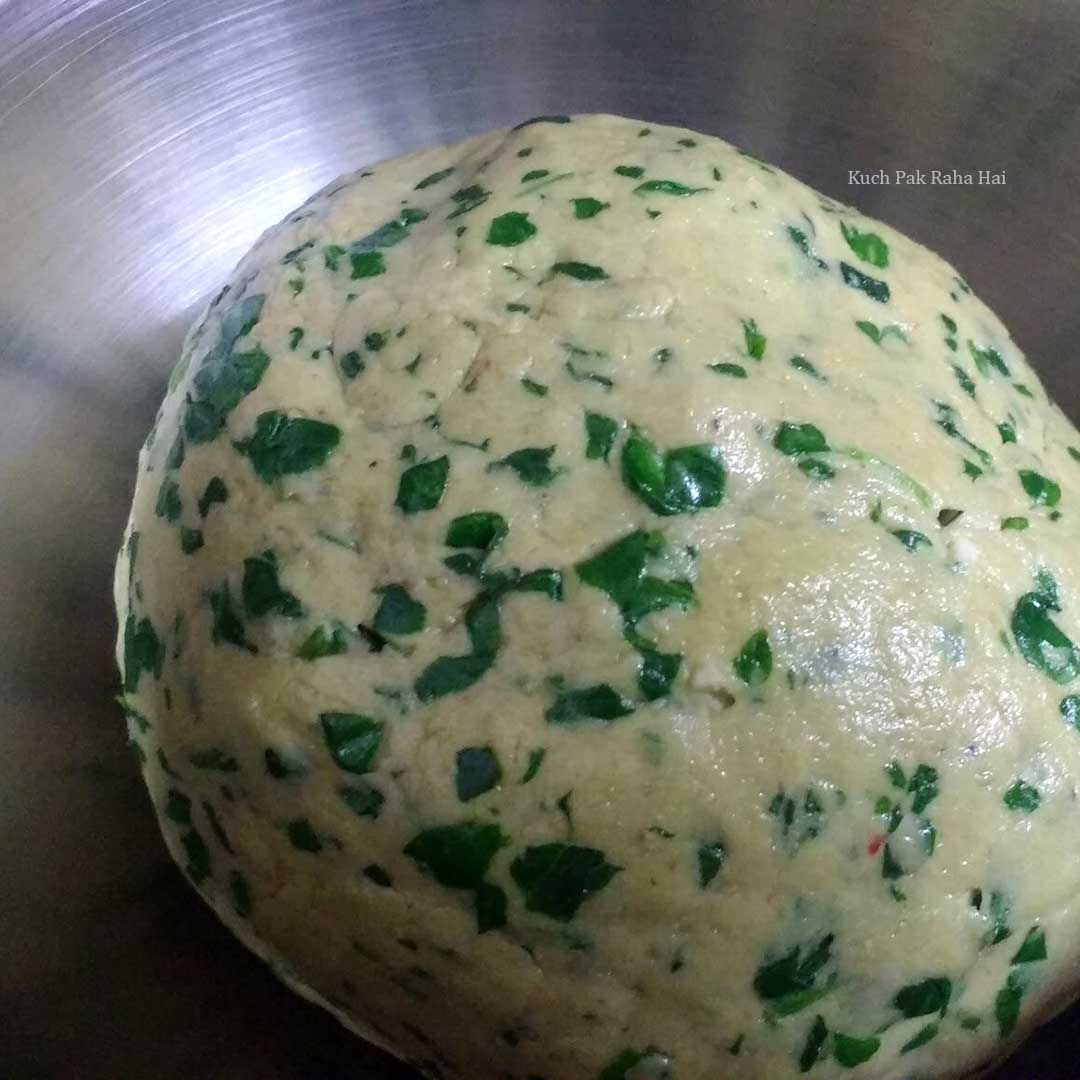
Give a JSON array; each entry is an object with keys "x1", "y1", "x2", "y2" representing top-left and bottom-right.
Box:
[{"x1": 115, "y1": 114, "x2": 1080, "y2": 1080}]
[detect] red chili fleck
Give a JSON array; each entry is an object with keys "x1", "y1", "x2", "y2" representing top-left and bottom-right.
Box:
[{"x1": 867, "y1": 834, "x2": 885, "y2": 856}]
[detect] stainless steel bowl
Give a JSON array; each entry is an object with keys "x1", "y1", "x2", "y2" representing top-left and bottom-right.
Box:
[{"x1": 3, "y1": 2, "x2": 1080, "y2": 1076}]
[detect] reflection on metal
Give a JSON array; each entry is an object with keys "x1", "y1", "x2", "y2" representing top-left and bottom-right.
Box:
[{"x1": 1, "y1": 2, "x2": 1078, "y2": 1076}]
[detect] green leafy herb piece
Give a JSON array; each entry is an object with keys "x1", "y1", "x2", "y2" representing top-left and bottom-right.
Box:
[
  {"x1": 178, "y1": 527, "x2": 203, "y2": 554},
  {"x1": 564, "y1": 360, "x2": 614, "y2": 388},
  {"x1": 787, "y1": 226, "x2": 826, "y2": 269},
  {"x1": 953, "y1": 365, "x2": 977, "y2": 398},
  {"x1": 969, "y1": 340, "x2": 1010, "y2": 377},
  {"x1": 790, "y1": 355, "x2": 825, "y2": 380},
  {"x1": 840, "y1": 222, "x2": 889, "y2": 268},
  {"x1": 396, "y1": 455, "x2": 450, "y2": 512},
  {"x1": 123, "y1": 613, "x2": 164, "y2": 691},
  {"x1": 455, "y1": 746, "x2": 502, "y2": 801},
  {"x1": 637, "y1": 645, "x2": 681, "y2": 700},
  {"x1": 774, "y1": 421, "x2": 829, "y2": 456},
  {"x1": 286, "y1": 818, "x2": 322, "y2": 853},
  {"x1": 415, "y1": 653, "x2": 494, "y2": 700},
  {"x1": 510, "y1": 842, "x2": 620, "y2": 921},
  {"x1": 181, "y1": 295, "x2": 269, "y2": 444},
  {"x1": 613, "y1": 165, "x2": 645, "y2": 178},
  {"x1": 486, "y1": 211, "x2": 537, "y2": 246},
  {"x1": 1003, "y1": 779, "x2": 1040, "y2": 812},
  {"x1": 1061, "y1": 694, "x2": 1080, "y2": 731},
  {"x1": 404, "y1": 821, "x2": 508, "y2": 889},
  {"x1": 572, "y1": 197, "x2": 609, "y2": 219},
  {"x1": 894, "y1": 977, "x2": 952, "y2": 1018},
  {"x1": 488, "y1": 446, "x2": 560, "y2": 487},
  {"x1": 998, "y1": 420, "x2": 1017, "y2": 444},
  {"x1": 1011, "y1": 575, "x2": 1079, "y2": 683},
  {"x1": 202, "y1": 800, "x2": 234, "y2": 853},
  {"x1": 197, "y1": 476, "x2": 228, "y2": 517},
  {"x1": 710, "y1": 361, "x2": 747, "y2": 378},
  {"x1": 188, "y1": 747, "x2": 239, "y2": 772},
  {"x1": 941, "y1": 313, "x2": 957, "y2": 334},
  {"x1": 373, "y1": 584, "x2": 426, "y2": 635},
  {"x1": 832, "y1": 1034, "x2": 880, "y2": 1068},
  {"x1": 633, "y1": 179, "x2": 708, "y2": 196},
  {"x1": 907, "y1": 764, "x2": 939, "y2": 813},
  {"x1": 621, "y1": 429, "x2": 725, "y2": 516},
  {"x1": 995, "y1": 971, "x2": 1025, "y2": 1037},
  {"x1": 209, "y1": 584, "x2": 255, "y2": 653},
  {"x1": 697, "y1": 841, "x2": 726, "y2": 887},
  {"x1": 734, "y1": 629, "x2": 772, "y2": 687},
  {"x1": 900, "y1": 1023, "x2": 939, "y2": 1055},
  {"x1": 155, "y1": 478, "x2": 182, "y2": 522},
  {"x1": 585, "y1": 411, "x2": 618, "y2": 462},
  {"x1": 521, "y1": 169, "x2": 549, "y2": 182},
  {"x1": 349, "y1": 251, "x2": 386, "y2": 278},
  {"x1": 840, "y1": 261, "x2": 890, "y2": 302},
  {"x1": 1002, "y1": 516, "x2": 1030, "y2": 531},
  {"x1": 415, "y1": 166, "x2": 454, "y2": 190},
  {"x1": 350, "y1": 207, "x2": 427, "y2": 254},
  {"x1": 769, "y1": 788, "x2": 825, "y2": 853},
  {"x1": 521, "y1": 748, "x2": 546, "y2": 784},
  {"x1": 798, "y1": 458, "x2": 835, "y2": 480},
  {"x1": 551, "y1": 260, "x2": 609, "y2": 281},
  {"x1": 546, "y1": 683, "x2": 635, "y2": 725},
  {"x1": 743, "y1": 318, "x2": 766, "y2": 360},
  {"x1": 339, "y1": 350, "x2": 365, "y2": 378},
  {"x1": 446, "y1": 511, "x2": 508, "y2": 556},
  {"x1": 856, "y1": 320, "x2": 908, "y2": 346},
  {"x1": 1019, "y1": 469, "x2": 1061, "y2": 507},
  {"x1": 799, "y1": 1017, "x2": 829, "y2": 1073},
  {"x1": 446, "y1": 184, "x2": 491, "y2": 220},
  {"x1": 241, "y1": 550, "x2": 302, "y2": 618},
  {"x1": 164, "y1": 789, "x2": 191, "y2": 824},
  {"x1": 234, "y1": 411, "x2": 340, "y2": 483},
  {"x1": 296, "y1": 622, "x2": 349, "y2": 660},
  {"x1": 754, "y1": 934, "x2": 835, "y2": 1013},
  {"x1": 1012, "y1": 926, "x2": 1047, "y2": 964},
  {"x1": 181, "y1": 828, "x2": 211, "y2": 883},
  {"x1": 891, "y1": 529, "x2": 932, "y2": 552},
  {"x1": 521, "y1": 376, "x2": 548, "y2": 396},
  {"x1": 320, "y1": 712, "x2": 383, "y2": 774},
  {"x1": 340, "y1": 780, "x2": 384, "y2": 819}
]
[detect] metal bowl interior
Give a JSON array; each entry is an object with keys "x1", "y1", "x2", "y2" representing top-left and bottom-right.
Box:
[{"x1": 3, "y1": 2, "x2": 1080, "y2": 1077}]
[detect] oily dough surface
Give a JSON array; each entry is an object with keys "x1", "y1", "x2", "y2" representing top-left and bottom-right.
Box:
[{"x1": 115, "y1": 114, "x2": 1080, "y2": 1080}]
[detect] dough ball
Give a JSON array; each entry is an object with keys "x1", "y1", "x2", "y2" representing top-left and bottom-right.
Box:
[{"x1": 115, "y1": 114, "x2": 1080, "y2": 1080}]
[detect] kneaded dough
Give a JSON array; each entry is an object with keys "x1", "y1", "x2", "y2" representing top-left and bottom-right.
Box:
[{"x1": 115, "y1": 114, "x2": 1080, "y2": 1080}]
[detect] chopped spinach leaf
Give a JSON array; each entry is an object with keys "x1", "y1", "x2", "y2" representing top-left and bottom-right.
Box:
[
  {"x1": 613, "y1": 165, "x2": 645, "y2": 178},
  {"x1": 188, "y1": 747, "x2": 239, "y2": 772},
  {"x1": 734, "y1": 629, "x2": 772, "y2": 687},
  {"x1": 510, "y1": 842, "x2": 620, "y2": 921},
  {"x1": 521, "y1": 376, "x2": 548, "y2": 396},
  {"x1": 1003, "y1": 779, "x2": 1040, "y2": 812},
  {"x1": 995, "y1": 971, "x2": 1025, "y2": 1037},
  {"x1": 840, "y1": 222, "x2": 889, "y2": 268},
  {"x1": 155, "y1": 478, "x2": 182, "y2": 522},
  {"x1": 415, "y1": 166, "x2": 454, "y2": 190},
  {"x1": 774, "y1": 421, "x2": 829, "y2": 456},
  {"x1": 197, "y1": 476, "x2": 228, "y2": 517},
  {"x1": 697, "y1": 841, "x2": 726, "y2": 887},
  {"x1": 1019, "y1": 469, "x2": 1061, "y2": 507},
  {"x1": 404, "y1": 821, "x2": 508, "y2": 889},
  {"x1": 710, "y1": 361, "x2": 747, "y2": 378},
  {"x1": 571, "y1": 197, "x2": 609, "y2": 219},
  {"x1": 833, "y1": 1034, "x2": 880, "y2": 1068},
  {"x1": 455, "y1": 746, "x2": 502, "y2": 801},
  {"x1": 901, "y1": 1023, "x2": 939, "y2": 1055},
  {"x1": 181, "y1": 828, "x2": 211, "y2": 883},
  {"x1": 1011, "y1": 575, "x2": 1079, "y2": 683},
  {"x1": 551, "y1": 260, "x2": 609, "y2": 281},
  {"x1": 894, "y1": 977, "x2": 952, "y2": 1018},
  {"x1": 340, "y1": 780, "x2": 384, "y2": 819},
  {"x1": 373, "y1": 584, "x2": 426, "y2": 635},
  {"x1": 296, "y1": 621, "x2": 349, "y2": 660},
  {"x1": 1012, "y1": 926, "x2": 1047, "y2": 964},
  {"x1": 840, "y1": 261, "x2": 890, "y2": 302},
  {"x1": 487, "y1": 446, "x2": 560, "y2": 487},
  {"x1": 546, "y1": 683, "x2": 634, "y2": 725},
  {"x1": 320, "y1": 712, "x2": 383, "y2": 774},
  {"x1": 585, "y1": 411, "x2": 618, "y2": 462},
  {"x1": 396, "y1": 455, "x2": 450, "y2": 512},
  {"x1": 969, "y1": 340, "x2": 1010, "y2": 377},
  {"x1": 234, "y1": 411, "x2": 340, "y2": 483},
  {"x1": 621, "y1": 429, "x2": 725, "y2": 516},
  {"x1": 209, "y1": 584, "x2": 255, "y2": 653},
  {"x1": 123, "y1": 613, "x2": 164, "y2": 691},
  {"x1": 487, "y1": 211, "x2": 537, "y2": 246},
  {"x1": 742, "y1": 318, "x2": 766, "y2": 360},
  {"x1": 891, "y1": 529, "x2": 932, "y2": 552},
  {"x1": 633, "y1": 179, "x2": 708, "y2": 196},
  {"x1": 799, "y1": 1016, "x2": 829, "y2": 1073},
  {"x1": 242, "y1": 550, "x2": 302, "y2": 618}
]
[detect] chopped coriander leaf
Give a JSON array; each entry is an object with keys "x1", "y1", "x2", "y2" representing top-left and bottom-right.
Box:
[
  {"x1": 455, "y1": 746, "x2": 502, "y2": 801},
  {"x1": 969, "y1": 340, "x2": 1010, "y2": 377},
  {"x1": 856, "y1": 320, "x2": 908, "y2": 346},
  {"x1": 1019, "y1": 469, "x2": 1061, "y2": 507},
  {"x1": 621, "y1": 429, "x2": 725, "y2": 515},
  {"x1": 840, "y1": 262, "x2": 889, "y2": 302},
  {"x1": 510, "y1": 841, "x2": 620, "y2": 921},
  {"x1": 891, "y1": 529, "x2": 932, "y2": 552},
  {"x1": 953, "y1": 365, "x2": 977, "y2": 398},
  {"x1": 286, "y1": 818, "x2": 322, "y2": 853},
  {"x1": 633, "y1": 179, "x2": 708, "y2": 196},
  {"x1": 242, "y1": 550, "x2": 302, "y2": 618},
  {"x1": 415, "y1": 653, "x2": 494, "y2": 701},
  {"x1": 487, "y1": 211, "x2": 537, "y2": 246},
  {"x1": 734, "y1": 629, "x2": 772, "y2": 687},
  {"x1": 571, "y1": 197, "x2": 610, "y2": 219},
  {"x1": 1003, "y1": 780, "x2": 1040, "y2": 812},
  {"x1": 521, "y1": 169, "x2": 549, "y2": 182},
  {"x1": 613, "y1": 165, "x2": 645, "y2": 178},
  {"x1": 754, "y1": 933, "x2": 835, "y2": 1012},
  {"x1": 774, "y1": 421, "x2": 828, "y2": 456},
  {"x1": 446, "y1": 511, "x2": 507, "y2": 552},
  {"x1": 414, "y1": 166, "x2": 454, "y2": 189},
  {"x1": 340, "y1": 780, "x2": 384, "y2": 819},
  {"x1": 197, "y1": 476, "x2": 228, "y2": 517},
  {"x1": 551, "y1": 260, "x2": 609, "y2": 281},
  {"x1": 585, "y1": 411, "x2": 618, "y2": 462},
  {"x1": 710, "y1": 362, "x2": 747, "y2": 378},
  {"x1": 1011, "y1": 576, "x2": 1080, "y2": 683},
  {"x1": 1002, "y1": 516, "x2": 1030, "y2": 531},
  {"x1": 742, "y1": 318, "x2": 766, "y2": 360},
  {"x1": 787, "y1": 226, "x2": 826, "y2": 268},
  {"x1": 697, "y1": 841, "x2": 726, "y2": 887},
  {"x1": 546, "y1": 683, "x2": 634, "y2": 725},
  {"x1": 179, "y1": 527, "x2": 204, "y2": 554},
  {"x1": 1012, "y1": 926, "x2": 1047, "y2": 964},
  {"x1": 233, "y1": 411, "x2": 340, "y2": 483},
  {"x1": 894, "y1": 977, "x2": 952, "y2": 1018},
  {"x1": 840, "y1": 222, "x2": 889, "y2": 268},
  {"x1": 521, "y1": 748, "x2": 546, "y2": 784},
  {"x1": 790, "y1": 355, "x2": 824, "y2": 379},
  {"x1": 637, "y1": 645, "x2": 681, "y2": 700},
  {"x1": 833, "y1": 1033, "x2": 880, "y2": 1067},
  {"x1": 155, "y1": 478, "x2": 182, "y2": 522},
  {"x1": 999, "y1": 420, "x2": 1017, "y2": 444},
  {"x1": 209, "y1": 584, "x2": 256, "y2": 653},
  {"x1": 349, "y1": 251, "x2": 386, "y2": 278},
  {"x1": 396, "y1": 455, "x2": 450, "y2": 513},
  {"x1": 404, "y1": 821, "x2": 508, "y2": 889},
  {"x1": 487, "y1": 446, "x2": 561, "y2": 487},
  {"x1": 296, "y1": 622, "x2": 349, "y2": 660},
  {"x1": 320, "y1": 712, "x2": 383, "y2": 774},
  {"x1": 521, "y1": 376, "x2": 548, "y2": 396}
]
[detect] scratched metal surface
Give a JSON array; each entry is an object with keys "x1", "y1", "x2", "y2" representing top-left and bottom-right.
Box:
[{"x1": 2, "y1": 1, "x2": 1080, "y2": 1077}]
